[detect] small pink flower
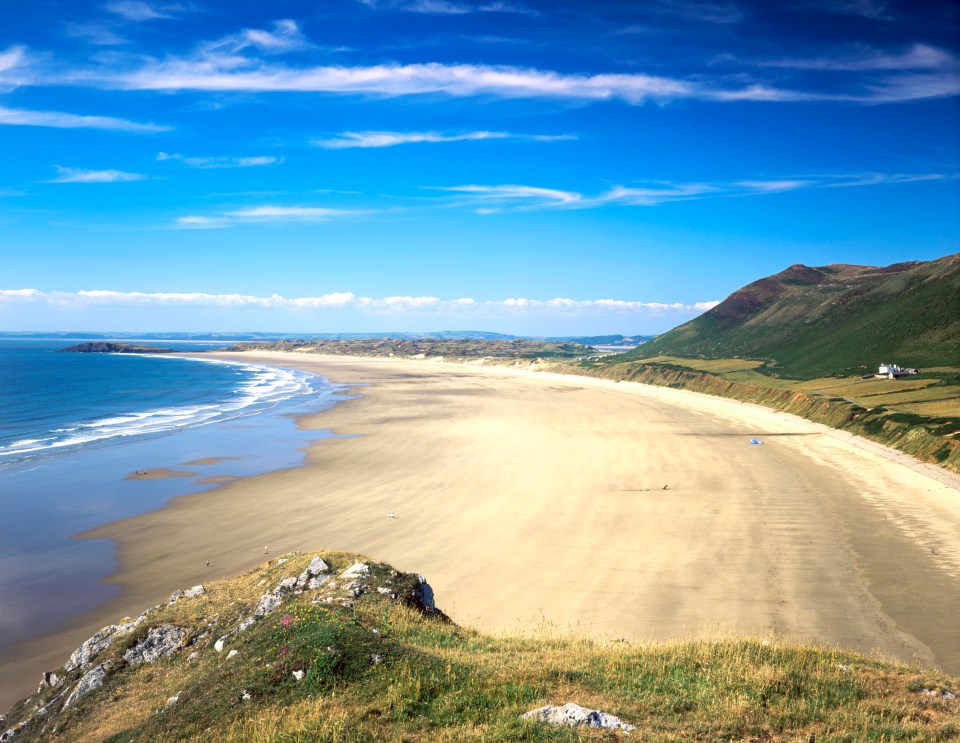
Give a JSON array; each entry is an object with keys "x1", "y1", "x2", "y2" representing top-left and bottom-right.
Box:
[{"x1": 281, "y1": 614, "x2": 294, "y2": 628}]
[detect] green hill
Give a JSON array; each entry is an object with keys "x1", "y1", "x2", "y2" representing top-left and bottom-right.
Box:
[
  {"x1": 623, "y1": 252, "x2": 960, "y2": 379},
  {"x1": 3, "y1": 551, "x2": 958, "y2": 742}
]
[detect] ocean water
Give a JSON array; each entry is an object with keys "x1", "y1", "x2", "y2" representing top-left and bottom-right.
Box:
[{"x1": 0, "y1": 340, "x2": 347, "y2": 653}]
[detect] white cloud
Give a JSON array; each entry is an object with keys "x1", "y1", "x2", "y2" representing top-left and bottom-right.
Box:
[
  {"x1": 176, "y1": 204, "x2": 365, "y2": 228},
  {"x1": 644, "y1": 0, "x2": 744, "y2": 25},
  {"x1": 0, "y1": 288, "x2": 720, "y2": 316},
  {"x1": 61, "y1": 53, "x2": 817, "y2": 104},
  {"x1": 103, "y1": 1, "x2": 180, "y2": 21},
  {"x1": 205, "y1": 19, "x2": 309, "y2": 55},
  {"x1": 358, "y1": 0, "x2": 532, "y2": 14},
  {"x1": 440, "y1": 172, "x2": 953, "y2": 212},
  {"x1": 15, "y1": 21, "x2": 956, "y2": 106},
  {"x1": 311, "y1": 130, "x2": 575, "y2": 149},
  {"x1": 157, "y1": 152, "x2": 283, "y2": 168},
  {"x1": 0, "y1": 105, "x2": 170, "y2": 132},
  {"x1": 805, "y1": 0, "x2": 890, "y2": 20},
  {"x1": 747, "y1": 44, "x2": 958, "y2": 72},
  {"x1": 65, "y1": 22, "x2": 128, "y2": 46},
  {"x1": 441, "y1": 184, "x2": 583, "y2": 208},
  {"x1": 45, "y1": 166, "x2": 147, "y2": 184}
]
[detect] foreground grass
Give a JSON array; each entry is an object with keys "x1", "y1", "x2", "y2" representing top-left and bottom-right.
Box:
[{"x1": 9, "y1": 551, "x2": 958, "y2": 743}]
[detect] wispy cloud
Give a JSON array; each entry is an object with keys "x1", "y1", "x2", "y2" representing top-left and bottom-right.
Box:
[
  {"x1": 357, "y1": 0, "x2": 534, "y2": 15},
  {"x1": 176, "y1": 204, "x2": 365, "y2": 228},
  {"x1": 802, "y1": 0, "x2": 890, "y2": 20},
  {"x1": 741, "y1": 44, "x2": 958, "y2": 72},
  {"x1": 14, "y1": 20, "x2": 957, "y2": 106},
  {"x1": 643, "y1": 0, "x2": 745, "y2": 25},
  {"x1": 439, "y1": 172, "x2": 951, "y2": 212},
  {"x1": 310, "y1": 130, "x2": 576, "y2": 149},
  {"x1": 45, "y1": 166, "x2": 147, "y2": 184},
  {"x1": 64, "y1": 22, "x2": 128, "y2": 46},
  {"x1": 156, "y1": 152, "x2": 283, "y2": 168},
  {"x1": 205, "y1": 19, "x2": 309, "y2": 55},
  {"x1": 0, "y1": 105, "x2": 171, "y2": 132},
  {"x1": 0, "y1": 45, "x2": 32, "y2": 89},
  {"x1": 0, "y1": 288, "x2": 719, "y2": 316},
  {"x1": 103, "y1": 1, "x2": 182, "y2": 21},
  {"x1": 55, "y1": 49, "x2": 957, "y2": 105},
  {"x1": 38, "y1": 29, "x2": 812, "y2": 104},
  {"x1": 439, "y1": 184, "x2": 583, "y2": 210}
]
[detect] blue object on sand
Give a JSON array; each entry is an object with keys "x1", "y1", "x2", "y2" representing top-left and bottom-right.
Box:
[{"x1": 750, "y1": 439, "x2": 763, "y2": 445}]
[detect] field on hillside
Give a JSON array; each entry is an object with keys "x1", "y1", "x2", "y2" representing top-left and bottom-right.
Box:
[{"x1": 636, "y1": 356, "x2": 960, "y2": 418}]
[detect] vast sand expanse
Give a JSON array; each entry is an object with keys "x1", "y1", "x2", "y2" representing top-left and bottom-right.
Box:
[{"x1": 2, "y1": 352, "x2": 959, "y2": 709}]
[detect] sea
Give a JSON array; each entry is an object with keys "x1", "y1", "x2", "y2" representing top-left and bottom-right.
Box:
[{"x1": 0, "y1": 339, "x2": 345, "y2": 655}]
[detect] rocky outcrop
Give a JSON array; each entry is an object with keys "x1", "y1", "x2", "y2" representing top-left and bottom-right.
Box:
[
  {"x1": 523, "y1": 703, "x2": 636, "y2": 732},
  {"x1": 123, "y1": 626, "x2": 188, "y2": 667},
  {"x1": 63, "y1": 612, "x2": 150, "y2": 672},
  {"x1": 63, "y1": 665, "x2": 110, "y2": 708},
  {"x1": 2, "y1": 552, "x2": 442, "y2": 742},
  {"x1": 169, "y1": 585, "x2": 205, "y2": 604}
]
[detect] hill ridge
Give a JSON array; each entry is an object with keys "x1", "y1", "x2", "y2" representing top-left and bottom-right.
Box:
[{"x1": 623, "y1": 252, "x2": 960, "y2": 378}]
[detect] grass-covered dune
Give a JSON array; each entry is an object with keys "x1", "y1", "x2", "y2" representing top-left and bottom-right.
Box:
[{"x1": 4, "y1": 551, "x2": 958, "y2": 742}]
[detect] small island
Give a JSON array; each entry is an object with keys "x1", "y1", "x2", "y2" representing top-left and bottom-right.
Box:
[{"x1": 58, "y1": 342, "x2": 174, "y2": 354}]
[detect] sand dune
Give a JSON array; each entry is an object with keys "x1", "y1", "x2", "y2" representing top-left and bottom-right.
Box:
[{"x1": 2, "y1": 352, "x2": 958, "y2": 709}]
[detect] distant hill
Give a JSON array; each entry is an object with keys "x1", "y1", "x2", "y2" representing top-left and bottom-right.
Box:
[
  {"x1": 58, "y1": 342, "x2": 172, "y2": 354},
  {"x1": 620, "y1": 252, "x2": 960, "y2": 378},
  {"x1": 1, "y1": 331, "x2": 651, "y2": 345},
  {"x1": 547, "y1": 334, "x2": 654, "y2": 346},
  {"x1": 223, "y1": 338, "x2": 592, "y2": 359}
]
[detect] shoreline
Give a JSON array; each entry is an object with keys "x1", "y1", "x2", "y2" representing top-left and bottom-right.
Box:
[{"x1": 3, "y1": 351, "x2": 959, "y2": 711}]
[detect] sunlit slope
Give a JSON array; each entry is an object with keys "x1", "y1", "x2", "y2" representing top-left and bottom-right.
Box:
[{"x1": 624, "y1": 252, "x2": 960, "y2": 378}]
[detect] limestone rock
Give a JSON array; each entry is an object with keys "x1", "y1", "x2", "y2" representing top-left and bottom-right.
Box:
[
  {"x1": 255, "y1": 592, "x2": 282, "y2": 617},
  {"x1": 306, "y1": 574, "x2": 331, "y2": 590},
  {"x1": 64, "y1": 629, "x2": 118, "y2": 672},
  {"x1": 297, "y1": 556, "x2": 331, "y2": 589},
  {"x1": 523, "y1": 703, "x2": 635, "y2": 732},
  {"x1": 341, "y1": 562, "x2": 370, "y2": 578},
  {"x1": 63, "y1": 614, "x2": 148, "y2": 672},
  {"x1": 64, "y1": 664, "x2": 111, "y2": 708},
  {"x1": 124, "y1": 625, "x2": 187, "y2": 667},
  {"x1": 36, "y1": 672, "x2": 62, "y2": 694},
  {"x1": 184, "y1": 585, "x2": 205, "y2": 599}
]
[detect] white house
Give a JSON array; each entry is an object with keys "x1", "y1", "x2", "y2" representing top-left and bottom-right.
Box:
[{"x1": 877, "y1": 363, "x2": 919, "y2": 379}]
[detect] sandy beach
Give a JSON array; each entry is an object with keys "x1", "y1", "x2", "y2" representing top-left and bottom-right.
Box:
[{"x1": 2, "y1": 352, "x2": 959, "y2": 710}]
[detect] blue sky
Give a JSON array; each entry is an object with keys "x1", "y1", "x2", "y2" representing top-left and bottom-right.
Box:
[{"x1": 0, "y1": 0, "x2": 957, "y2": 335}]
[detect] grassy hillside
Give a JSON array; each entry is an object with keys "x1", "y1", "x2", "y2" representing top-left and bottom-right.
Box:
[
  {"x1": 4, "y1": 551, "x2": 958, "y2": 742},
  {"x1": 623, "y1": 253, "x2": 960, "y2": 379}
]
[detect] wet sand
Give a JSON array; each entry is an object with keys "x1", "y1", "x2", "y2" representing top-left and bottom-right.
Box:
[
  {"x1": 2, "y1": 352, "x2": 959, "y2": 709},
  {"x1": 124, "y1": 467, "x2": 197, "y2": 481}
]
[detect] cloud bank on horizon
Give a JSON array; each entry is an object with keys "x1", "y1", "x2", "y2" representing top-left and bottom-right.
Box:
[{"x1": 1, "y1": 0, "x2": 957, "y2": 335}]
